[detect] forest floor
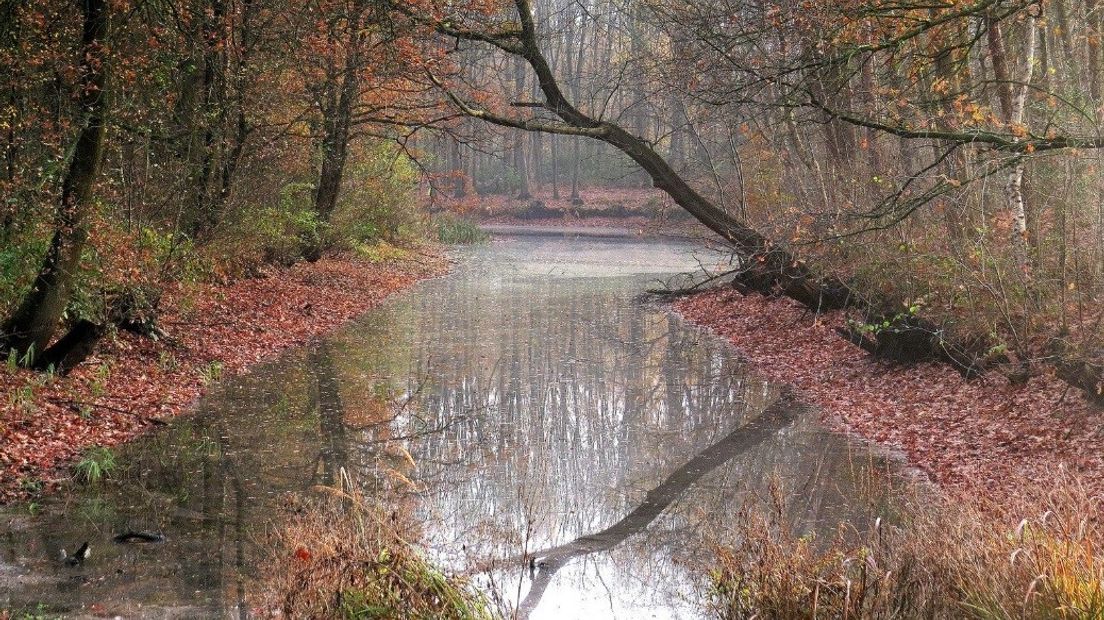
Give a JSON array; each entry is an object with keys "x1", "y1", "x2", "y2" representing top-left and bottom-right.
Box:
[
  {"x1": 0, "y1": 248, "x2": 449, "y2": 505},
  {"x1": 675, "y1": 289, "x2": 1104, "y2": 501}
]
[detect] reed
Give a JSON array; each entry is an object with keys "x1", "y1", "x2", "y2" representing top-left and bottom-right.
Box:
[
  {"x1": 707, "y1": 476, "x2": 1103, "y2": 619},
  {"x1": 257, "y1": 472, "x2": 495, "y2": 620}
]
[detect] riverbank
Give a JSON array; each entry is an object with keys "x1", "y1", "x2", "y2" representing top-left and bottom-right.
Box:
[
  {"x1": 675, "y1": 289, "x2": 1104, "y2": 500},
  {"x1": 434, "y1": 188, "x2": 705, "y2": 236},
  {"x1": 0, "y1": 248, "x2": 448, "y2": 505}
]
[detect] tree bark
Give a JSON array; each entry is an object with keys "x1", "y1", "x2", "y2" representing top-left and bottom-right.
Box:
[
  {"x1": 187, "y1": 0, "x2": 226, "y2": 238},
  {"x1": 1006, "y1": 10, "x2": 1038, "y2": 270},
  {"x1": 2, "y1": 0, "x2": 110, "y2": 358},
  {"x1": 314, "y1": 40, "x2": 360, "y2": 223},
  {"x1": 513, "y1": 55, "x2": 532, "y2": 199}
]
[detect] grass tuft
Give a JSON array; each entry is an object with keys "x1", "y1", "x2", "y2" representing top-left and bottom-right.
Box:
[
  {"x1": 434, "y1": 215, "x2": 489, "y2": 245},
  {"x1": 257, "y1": 475, "x2": 496, "y2": 619},
  {"x1": 354, "y1": 240, "x2": 414, "y2": 264},
  {"x1": 72, "y1": 446, "x2": 117, "y2": 485}
]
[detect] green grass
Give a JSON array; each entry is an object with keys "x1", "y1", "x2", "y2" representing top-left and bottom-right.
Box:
[
  {"x1": 199, "y1": 360, "x2": 223, "y2": 385},
  {"x1": 434, "y1": 215, "x2": 489, "y2": 245},
  {"x1": 354, "y1": 240, "x2": 413, "y2": 263},
  {"x1": 72, "y1": 446, "x2": 117, "y2": 484}
]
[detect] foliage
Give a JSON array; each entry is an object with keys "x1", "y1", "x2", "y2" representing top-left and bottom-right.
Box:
[
  {"x1": 202, "y1": 182, "x2": 324, "y2": 276},
  {"x1": 354, "y1": 241, "x2": 414, "y2": 264},
  {"x1": 330, "y1": 143, "x2": 421, "y2": 246},
  {"x1": 0, "y1": 230, "x2": 49, "y2": 319}
]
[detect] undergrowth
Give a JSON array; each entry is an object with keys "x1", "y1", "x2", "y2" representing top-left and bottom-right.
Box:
[
  {"x1": 707, "y1": 477, "x2": 1103, "y2": 619},
  {"x1": 258, "y1": 474, "x2": 495, "y2": 619}
]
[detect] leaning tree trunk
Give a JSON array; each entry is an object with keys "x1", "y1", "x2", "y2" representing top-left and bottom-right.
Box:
[
  {"x1": 438, "y1": 0, "x2": 856, "y2": 311},
  {"x1": 434, "y1": 0, "x2": 1102, "y2": 395},
  {"x1": 2, "y1": 0, "x2": 109, "y2": 359}
]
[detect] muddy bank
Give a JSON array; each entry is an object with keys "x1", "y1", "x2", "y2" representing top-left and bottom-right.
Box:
[
  {"x1": 675, "y1": 289, "x2": 1104, "y2": 499},
  {"x1": 0, "y1": 250, "x2": 448, "y2": 504}
]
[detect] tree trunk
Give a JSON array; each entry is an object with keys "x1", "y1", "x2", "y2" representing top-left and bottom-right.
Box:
[
  {"x1": 314, "y1": 44, "x2": 359, "y2": 223},
  {"x1": 570, "y1": 137, "x2": 582, "y2": 204},
  {"x1": 1006, "y1": 11, "x2": 1038, "y2": 270},
  {"x1": 513, "y1": 56, "x2": 532, "y2": 199},
  {"x1": 2, "y1": 0, "x2": 109, "y2": 358},
  {"x1": 986, "y1": 15, "x2": 1014, "y2": 120},
  {"x1": 187, "y1": 0, "x2": 226, "y2": 238},
  {"x1": 1087, "y1": 0, "x2": 1102, "y2": 110},
  {"x1": 550, "y1": 133, "x2": 560, "y2": 199},
  {"x1": 217, "y1": 0, "x2": 255, "y2": 214},
  {"x1": 451, "y1": 137, "x2": 465, "y2": 198}
]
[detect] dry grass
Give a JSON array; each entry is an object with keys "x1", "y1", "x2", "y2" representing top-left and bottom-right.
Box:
[
  {"x1": 707, "y1": 477, "x2": 1104, "y2": 619},
  {"x1": 256, "y1": 474, "x2": 495, "y2": 620}
]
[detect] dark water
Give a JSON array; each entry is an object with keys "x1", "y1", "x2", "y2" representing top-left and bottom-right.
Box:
[{"x1": 1, "y1": 236, "x2": 896, "y2": 618}]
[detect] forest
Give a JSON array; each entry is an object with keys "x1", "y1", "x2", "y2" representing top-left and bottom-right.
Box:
[{"x1": 1, "y1": 0, "x2": 1103, "y2": 617}]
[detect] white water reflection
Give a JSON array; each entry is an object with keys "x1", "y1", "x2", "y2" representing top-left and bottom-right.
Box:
[{"x1": 0, "y1": 235, "x2": 894, "y2": 619}]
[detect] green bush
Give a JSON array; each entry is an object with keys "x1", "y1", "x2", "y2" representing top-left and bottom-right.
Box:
[
  {"x1": 0, "y1": 227, "x2": 50, "y2": 318},
  {"x1": 330, "y1": 143, "x2": 420, "y2": 246},
  {"x1": 264, "y1": 182, "x2": 325, "y2": 264},
  {"x1": 204, "y1": 181, "x2": 323, "y2": 276}
]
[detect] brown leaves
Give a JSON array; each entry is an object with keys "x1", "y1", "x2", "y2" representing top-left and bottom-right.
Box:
[
  {"x1": 0, "y1": 252, "x2": 447, "y2": 505},
  {"x1": 675, "y1": 289, "x2": 1104, "y2": 502}
]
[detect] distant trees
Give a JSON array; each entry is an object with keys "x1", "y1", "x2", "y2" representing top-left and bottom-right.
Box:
[
  {"x1": 1, "y1": 0, "x2": 1099, "y2": 399},
  {"x1": 420, "y1": 0, "x2": 1102, "y2": 398}
]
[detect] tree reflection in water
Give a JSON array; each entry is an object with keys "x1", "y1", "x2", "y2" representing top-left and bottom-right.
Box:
[{"x1": 0, "y1": 237, "x2": 897, "y2": 619}]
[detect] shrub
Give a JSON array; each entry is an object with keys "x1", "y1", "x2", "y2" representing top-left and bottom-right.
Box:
[
  {"x1": 330, "y1": 142, "x2": 421, "y2": 246},
  {"x1": 203, "y1": 181, "x2": 323, "y2": 277},
  {"x1": 0, "y1": 227, "x2": 49, "y2": 318}
]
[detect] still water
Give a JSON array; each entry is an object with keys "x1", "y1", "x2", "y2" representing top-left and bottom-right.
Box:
[{"x1": 1, "y1": 235, "x2": 895, "y2": 618}]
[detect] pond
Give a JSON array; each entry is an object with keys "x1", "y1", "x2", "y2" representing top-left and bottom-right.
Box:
[{"x1": 1, "y1": 235, "x2": 897, "y2": 619}]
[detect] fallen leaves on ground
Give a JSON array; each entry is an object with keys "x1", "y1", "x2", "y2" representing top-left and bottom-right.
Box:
[
  {"x1": 675, "y1": 289, "x2": 1104, "y2": 500},
  {"x1": 0, "y1": 251, "x2": 448, "y2": 505}
]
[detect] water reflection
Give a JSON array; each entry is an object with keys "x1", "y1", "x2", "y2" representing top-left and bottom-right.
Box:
[{"x1": 1, "y1": 236, "x2": 895, "y2": 619}]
